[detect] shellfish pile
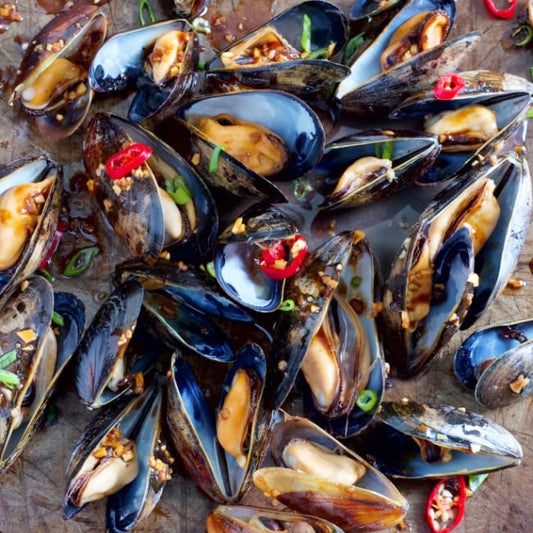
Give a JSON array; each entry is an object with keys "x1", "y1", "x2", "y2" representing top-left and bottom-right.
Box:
[{"x1": 0, "y1": 0, "x2": 531, "y2": 532}]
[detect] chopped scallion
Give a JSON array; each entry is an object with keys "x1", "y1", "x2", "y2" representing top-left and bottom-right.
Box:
[
  {"x1": 165, "y1": 176, "x2": 192, "y2": 205},
  {"x1": 209, "y1": 145, "x2": 225, "y2": 173},
  {"x1": 0, "y1": 349, "x2": 17, "y2": 370},
  {"x1": 52, "y1": 311, "x2": 65, "y2": 327},
  {"x1": 351, "y1": 276, "x2": 362, "y2": 288},
  {"x1": 376, "y1": 140, "x2": 393, "y2": 160},
  {"x1": 279, "y1": 299, "x2": 295, "y2": 312},
  {"x1": 356, "y1": 389, "x2": 378, "y2": 412},
  {"x1": 63, "y1": 246, "x2": 99, "y2": 277},
  {"x1": 344, "y1": 32, "x2": 364, "y2": 62},
  {"x1": 301, "y1": 14, "x2": 312, "y2": 54},
  {"x1": 0, "y1": 368, "x2": 20, "y2": 388},
  {"x1": 205, "y1": 261, "x2": 216, "y2": 278},
  {"x1": 139, "y1": 0, "x2": 156, "y2": 26}
]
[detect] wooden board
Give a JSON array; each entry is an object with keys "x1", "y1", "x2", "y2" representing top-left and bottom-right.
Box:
[{"x1": 0, "y1": 1, "x2": 532, "y2": 532}]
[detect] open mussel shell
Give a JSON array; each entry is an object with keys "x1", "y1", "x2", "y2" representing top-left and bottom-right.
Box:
[
  {"x1": 268, "y1": 231, "x2": 356, "y2": 409},
  {"x1": 106, "y1": 386, "x2": 170, "y2": 533},
  {"x1": 0, "y1": 276, "x2": 55, "y2": 472},
  {"x1": 175, "y1": 90, "x2": 324, "y2": 185},
  {"x1": 382, "y1": 151, "x2": 531, "y2": 377},
  {"x1": 83, "y1": 112, "x2": 217, "y2": 263},
  {"x1": 454, "y1": 319, "x2": 533, "y2": 408},
  {"x1": 314, "y1": 130, "x2": 440, "y2": 209},
  {"x1": 214, "y1": 204, "x2": 300, "y2": 313},
  {"x1": 390, "y1": 71, "x2": 533, "y2": 183},
  {"x1": 0, "y1": 157, "x2": 62, "y2": 298},
  {"x1": 336, "y1": 0, "x2": 481, "y2": 114},
  {"x1": 206, "y1": 504, "x2": 345, "y2": 533},
  {"x1": 89, "y1": 19, "x2": 198, "y2": 122},
  {"x1": 206, "y1": 0, "x2": 349, "y2": 95},
  {"x1": 74, "y1": 280, "x2": 146, "y2": 409},
  {"x1": 166, "y1": 344, "x2": 270, "y2": 503},
  {"x1": 305, "y1": 234, "x2": 386, "y2": 438},
  {"x1": 357, "y1": 399, "x2": 523, "y2": 478},
  {"x1": 63, "y1": 385, "x2": 169, "y2": 521},
  {"x1": 253, "y1": 415, "x2": 407, "y2": 532},
  {"x1": 8, "y1": 4, "x2": 108, "y2": 138}
]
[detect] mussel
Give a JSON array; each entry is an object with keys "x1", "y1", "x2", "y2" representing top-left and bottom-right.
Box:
[
  {"x1": 8, "y1": 4, "x2": 108, "y2": 138},
  {"x1": 313, "y1": 130, "x2": 441, "y2": 209},
  {"x1": 214, "y1": 204, "x2": 304, "y2": 313},
  {"x1": 206, "y1": 505, "x2": 345, "y2": 532},
  {"x1": 166, "y1": 344, "x2": 270, "y2": 503},
  {"x1": 389, "y1": 70, "x2": 533, "y2": 183},
  {"x1": 0, "y1": 277, "x2": 83, "y2": 473},
  {"x1": 63, "y1": 385, "x2": 171, "y2": 530},
  {"x1": 206, "y1": 0, "x2": 350, "y2": 95},
  {"x1": 83, "y1": 112, "x2": 217, "y2": 263},
  {"x1": 174, "y1": 90, "x2": 324, "y2": 195},
  {"x1": 0, "y1": 158, "x2": 62, "y2": 297},
  {"x1": 454, "y1": 319, "x2": 533, "y2": 408},
  {"x1": 336, "y1": 0, "x2": 480, "y2": 114},
  {"x1": 355, "y1": 398, "x2": 523, "y2": 478},
  {"x1": 382, "y1": 151, "x2": 532, "y2": 376},
  {"x1": 253, "y1": 415, "x2": 408, "y2": 532},
  {"x1": 89, "y1": 19, "x2": 199, "y2": 122}
]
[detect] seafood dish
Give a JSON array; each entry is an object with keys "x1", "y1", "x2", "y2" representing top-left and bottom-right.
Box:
[{"x1": 0, "y1": 0, "x2": 531, "y2": 532}]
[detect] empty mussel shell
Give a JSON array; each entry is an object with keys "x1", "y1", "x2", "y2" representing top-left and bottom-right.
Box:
[
  {"x1": 336, "y1": 0, "x2": 481, "y2": 114},
  {"x1": 390, "y1": 70, "x2": 533, "y2": 183},
  {"x1": 253, "y1": 414, "x2": 408, "y2": 532},
  {"x1": 313, "y1": 130, "x2": 440, "y2": 209},
  {"x1": 8, "y1": 4, "x2": 108, "y2": 138},
  {"x1": 356, "y1": 399, "x2": 523, "y2": 478},
  {"x1": 206, "y1": 504, "x2": 345, "y2": 532},
  {"x1": 454, "y1": 319, "x2": 533, "y2": 408},
  {"x1": 214, "y1": 204, "x2": 301, "y2": 313},
  {"x1": 206, "y1": 0, "x2": 349, "y2": 95},
  {"x1": 0, "y1": 157, "x2": 62, "y2": 298},
  {"x1": 89, "y1": 19, "x2": 199, "y2": 122},
  {"x1": 382, "y1": 151, "x2": 531, "y2": 377}
]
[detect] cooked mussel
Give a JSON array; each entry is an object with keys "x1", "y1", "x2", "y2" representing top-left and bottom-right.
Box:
[
  {"x1": 0, "y1": 276, "x2": 54, "y2": 472},
  {"x1": 382, "y1": 151, "x2": 531, "y2": 376},
  {"x1": 390, "y1": 70, "x2": 533, "y2": 183},
  {"x1": 206, "y1": 505, "x2": 345, "y2": 532},
  {"x1": 206, "y1": 0, "x2": 350, "y2": 95},
  {"x1": 166, "y1": 344, "x2": 270, "y2": 503},
  {"x1": 63, "y1": 385, "x2": 171, "y2": 526},
  {"x1": 89, "y1": 19, "x2": 198, "y2": 122},
  {"x1": 313, "y1": 130, "x2": 440, "y2": 209},
  {"x1": 356, "y1": 398, "x2": 523, "y2": 478},
  {"x1": 174, "y1": 90, "x2": 324, "y2": 192},
  {"x1": 253, "y1": 415, "x2": 407, "y2": 532},
  {"x1": 0, "y1": 158, "x2": 62, "y2": 297},
  {"x1": 454, "y1": 319, "x2": 533, "y2": 408},
  {"x1": 336, "y1": 0, "x2": 480, "y2": 114},
  {"x1": 8, "y1": 4, "x2": 108, "y2": 138},
  {"x1": 83, "y1": 112, "x2": 217, "y2": 263}
]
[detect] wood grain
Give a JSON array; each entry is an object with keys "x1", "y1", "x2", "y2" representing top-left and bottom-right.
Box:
[{"x1": 0, "y1": 1, "x2": 532, "y2": 532}]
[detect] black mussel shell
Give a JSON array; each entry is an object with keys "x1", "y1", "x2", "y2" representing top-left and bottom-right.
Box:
[{"x1": 454, "y1": 320, "x2": 533, "y2": 408}]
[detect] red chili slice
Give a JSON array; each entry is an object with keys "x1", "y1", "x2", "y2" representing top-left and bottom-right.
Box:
[
  {"x1": 484, "y1": 0, "x2": 517, "y2": 20},
  {"x1": 434, "y1": 73, "x2": 465, "y2": 100},
  {"x1": 426, "y1": 476, "x2": 467, "y2": 533},
  {"x1": 39, "y1": 219, "x2": 67, "y2": 270},
  {"x1": 105, "y1": 143, "x2": 153, "y2": 180},
  {"x1": 259, "y1": 234, "x2": 308, "y2": 280}
]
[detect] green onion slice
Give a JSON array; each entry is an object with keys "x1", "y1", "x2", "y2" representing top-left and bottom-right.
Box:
[
  {"x1": 344, "y1": 32, "x2": 364, "y2": 62},
  {"x1": 209, "y1": 145, "x2": 225, "y2": 173},
  {"x1": 139, "y1": 0, "x2": 156, "y2": 26},
  {"x1": 468, "y1": 473, "x2": 489, "y2": 493},
  {"x1": 0, "y1": 349, "x2": 17, "y2": 370},
  {"x1": 301, "y1": 14, "x2": 312, "y2": 54},
  {"x1": 0, "y1": 368, "x2": 20, "y2": 387},
  {"x1": 165, "y1": 176, "x2": 192, "y2": 205},
  {"x1": 63, "y1": 246, "x2": 100, "y2": 277},
  {"x1": 356, "y1": 389, "x2": 378, "y2": 412},
  {"x1": 512, "y1": 24, "x2": 533, "y2": 47},
  {"x1": 376, "y1": 140, "x2": 393, "y2": 160},
  {"x1": 279, "y1": 299, "x2": 295, "y2": 312},
  {"x1": 205, "y1": 261, "x2": 216, "y2": 278},
  {"x1": 350, "y1": 276, "x2": 362, "y2": 288},
  {"x1": 52, "y1": 311, "x2": 65, "y2": 327}
]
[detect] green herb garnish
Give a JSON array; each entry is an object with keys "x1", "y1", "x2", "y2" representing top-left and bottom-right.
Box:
[
  {"x1": 279, "y1": 299, "x2": 295, "y2": 312},
  {"x1": 63, "y1": 246, "x2": 99, "y2": 277},
  {"x1": 344, "y1": 32, "x2": 364, "y2": 62},
  {"x1": 0, "y1": 349, "x2": 16, "y2": 369},
  {"x1": 52, "y1": 311, "x2": 64, "y2": 327},
  {"x1": 165, "y1": 175, "x2": 192, "y2": 205},
  {"x1": 139, "y1": 0, "x2": 156, "y2": 26},
  {"x1": 301, "y1": 14, "x2": 312, "y2": 54},
  {"x1": 512, "y1": 24, "x2": 533, "y2": 47},
  {"x1": 356, "y1": 389, "x2": 378, "y2": 412},
  {"x1": 209, "y1": 145, "x2": 225, "y2": 173},
  {"x1": 376, "y1": 140, "x2": 393, "y2": 160},
  {"x1": 0, "y1": 368, "x2": 20, "y2": 388}
]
